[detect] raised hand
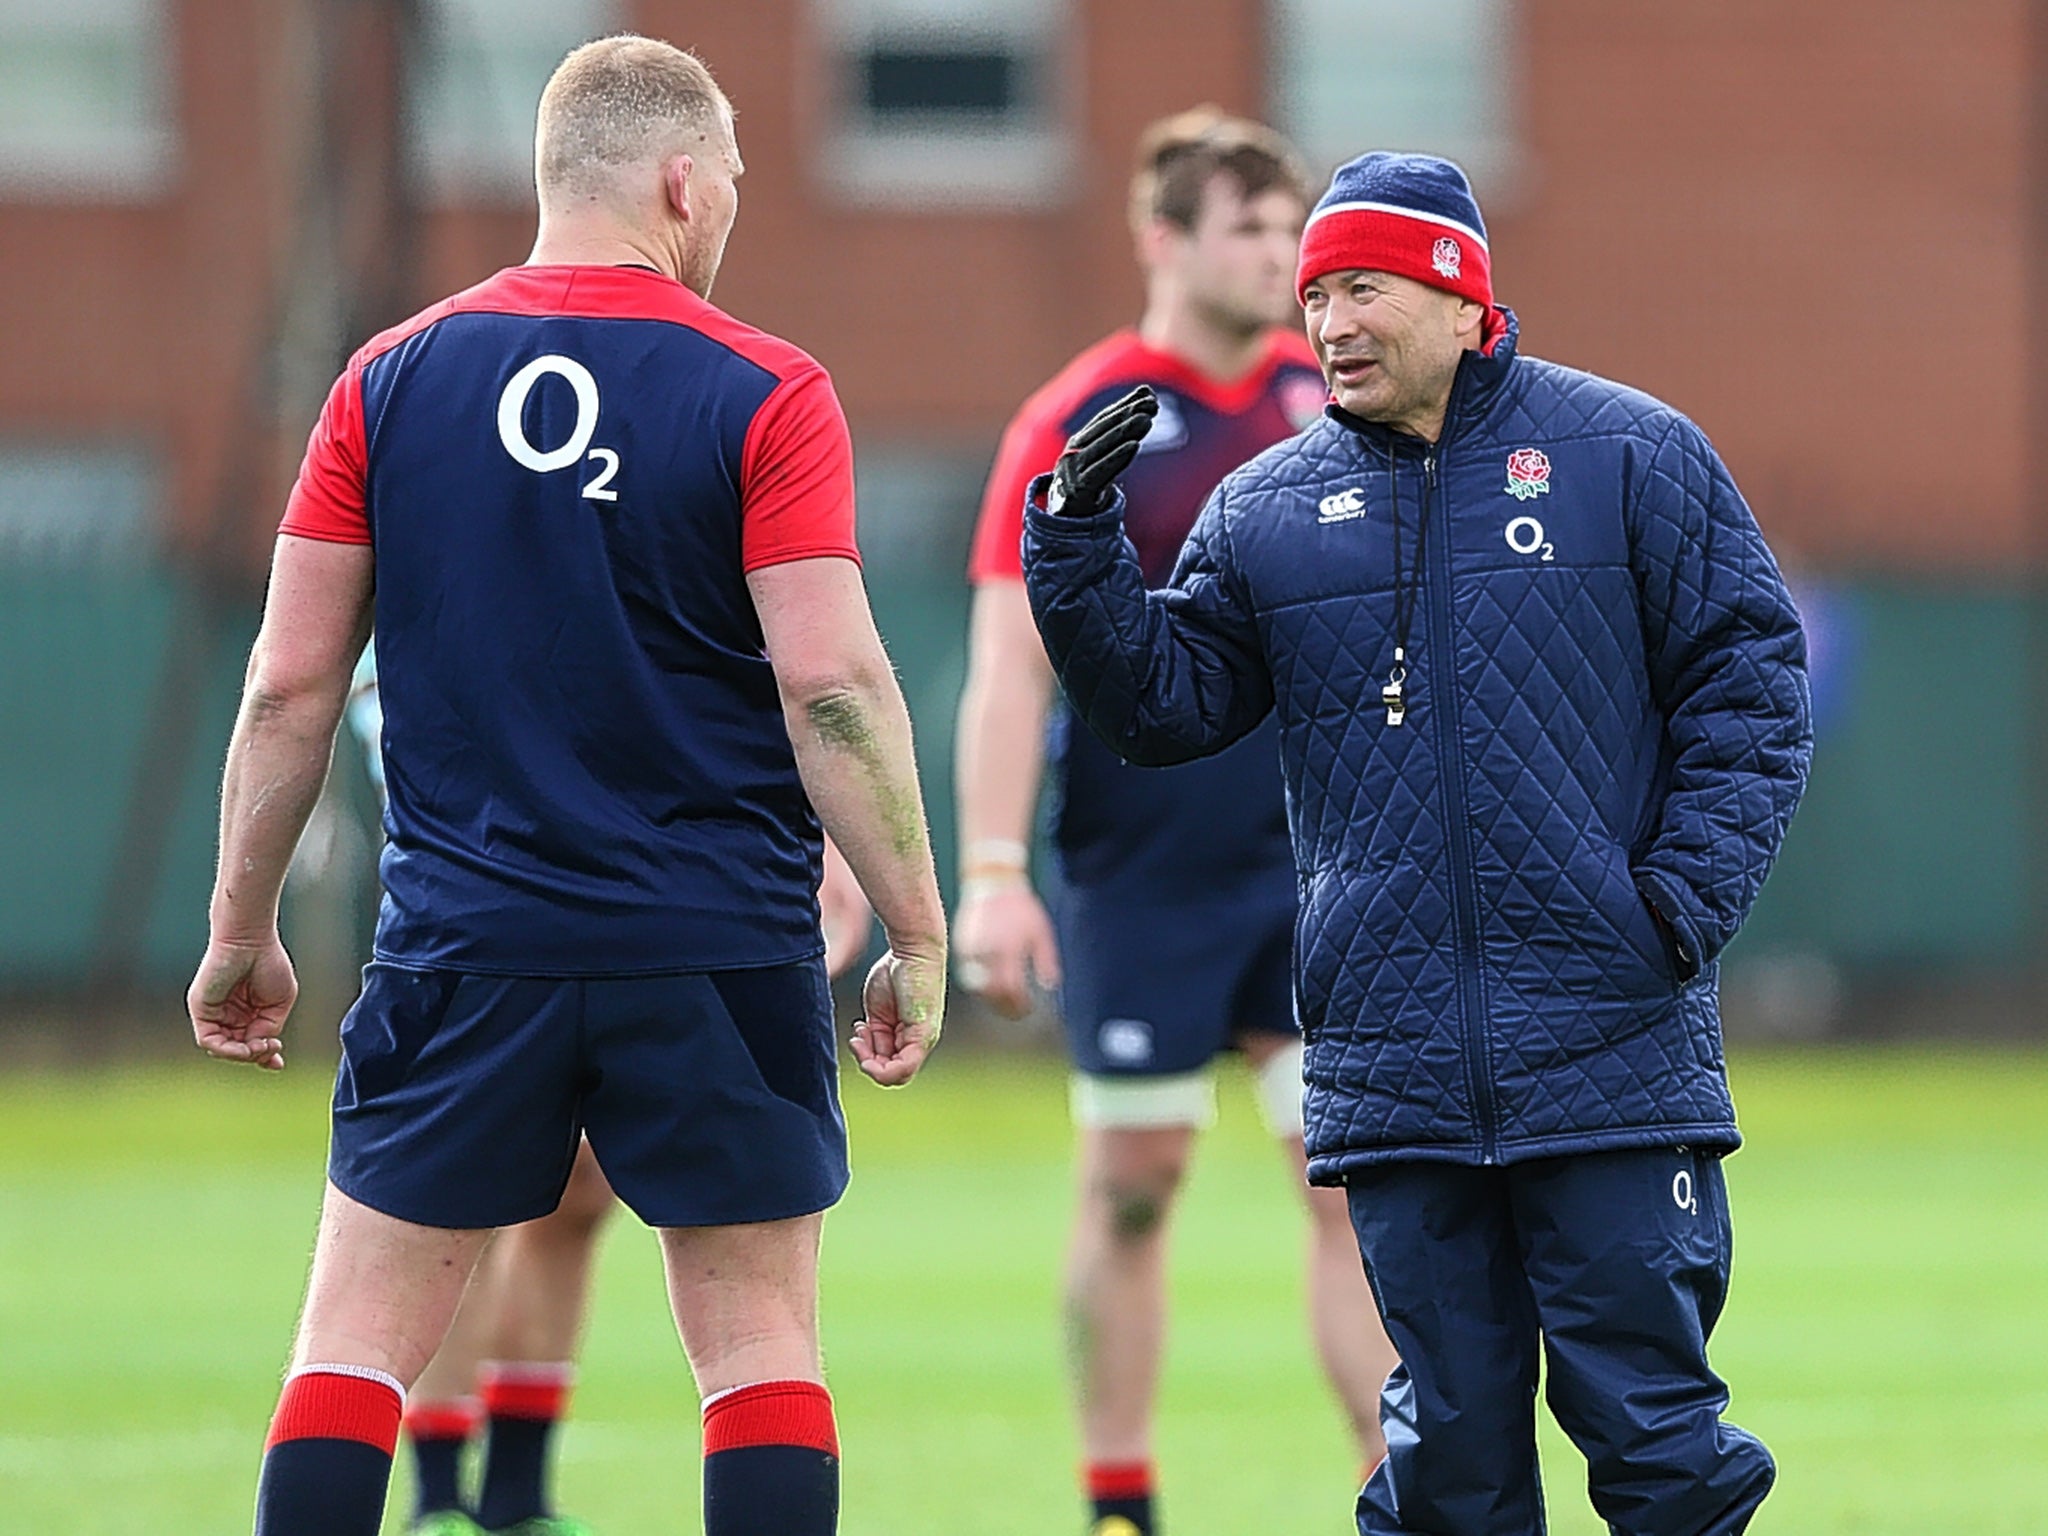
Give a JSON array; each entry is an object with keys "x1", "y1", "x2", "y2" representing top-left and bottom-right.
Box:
[{"x1": 1046, "y1": 386, "x2": 1159, "y2": 517}]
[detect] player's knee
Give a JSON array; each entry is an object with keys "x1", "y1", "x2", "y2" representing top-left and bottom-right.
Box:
[
  {"x1": 1109, "y1": 1186, "x2": 1168, "y2": 1240},
  {"x1": 1079, "y1": 1121, "x2": 1193, "y2": 1243},
  {"x1": 1094, "y1": 1168, "x2": 1182, "y2": 1242}
]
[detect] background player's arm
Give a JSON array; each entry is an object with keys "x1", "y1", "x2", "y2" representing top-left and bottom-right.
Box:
[
  {"x1": 818, "y1": 833, "x2": 873, "y2": 979},
  {"x1": 952, "y1": 579, "x2": 1062, "y2": 1018},
  {"x1": 750, "y1": 555, "x2": 946, "y2": 1086},
  {"x1": 188, "y1": 535, "x2": 374, "y2": 1069}
]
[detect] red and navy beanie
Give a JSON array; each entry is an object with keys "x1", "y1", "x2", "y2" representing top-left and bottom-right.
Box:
[{"x1": 1296, "y1": 151, "x2": 1492, "y2": 309}]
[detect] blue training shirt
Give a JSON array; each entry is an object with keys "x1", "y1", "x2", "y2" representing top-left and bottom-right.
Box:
[{"x1": 282, "y1": 264, "x2": 860, "y2": 976}]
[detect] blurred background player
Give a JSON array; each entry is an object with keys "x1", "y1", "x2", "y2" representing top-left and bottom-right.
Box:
[
  {"x1": 346, "y1": 652, "x2": 873, "y2": 1536},
  {"x1": 187, "y1": 35, "x2": 944, "y2": 1536},
  {"x1": 952, "y1": 108, "x2": 1397, "y2": 1536}
]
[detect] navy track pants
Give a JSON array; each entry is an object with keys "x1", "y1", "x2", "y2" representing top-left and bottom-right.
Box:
[{"x1": 1346, "y1": 1148, "x2": 1773, "y2": 1536}]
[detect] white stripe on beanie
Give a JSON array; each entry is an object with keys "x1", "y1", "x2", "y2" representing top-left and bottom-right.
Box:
[{"x1": 1303, "y1": 199, "x2": 1489, "y2": 250}]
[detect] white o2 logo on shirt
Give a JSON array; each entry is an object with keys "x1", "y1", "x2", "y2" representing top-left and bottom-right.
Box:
[{"x1": 496, "y1": 355, "x2": 620, "y2": 502}]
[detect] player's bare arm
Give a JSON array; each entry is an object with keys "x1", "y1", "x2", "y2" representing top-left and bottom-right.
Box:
[
  {"x1": 952, "y1": 578, "x2": 1062, "y2": 1016},
  {"x1": 189, "y1": 534, "x2": 373, "y2": 1070},
  {"x1": 750, "y1": 554, "x2": 946, "y2": 1086}
]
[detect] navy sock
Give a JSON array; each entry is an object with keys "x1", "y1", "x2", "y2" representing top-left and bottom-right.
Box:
[
  {"x1": 1087, "y1": 1460, "x2": 1155, "y2": 1535},
  {"x1": 475, "y1": 1364, "x2": 570, "y2": 1529},
  {"x1": 700, "y1": 1380, "x2": 838, "y2": 1536},
  {"x1": 476, "y1": 1417, "x2": 556, "y2": 1527},
  {"x1": 253, "y1": 1367, "x2": 403, "y2": 1536},
  {"x1": 402, "y1": 1399, "x2": 480, "y2": 1518}
]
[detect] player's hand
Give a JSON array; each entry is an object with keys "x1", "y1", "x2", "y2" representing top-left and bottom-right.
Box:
[
  {"x1": 953, "y1": 881, "x2": 1061, "y2": 1020},
  {"x1": 818, "y1": 838, "x2": 873, "y2": 981},
  {"x1": 850, "y1": 943, "x2": 946, "y2": 1087},
  {"x1": 1046, "y1": 386, "x2": 1158, "y2": 517},
  {"x1": 187, "y1": 934, "x2": 298, "y2": 1071}
]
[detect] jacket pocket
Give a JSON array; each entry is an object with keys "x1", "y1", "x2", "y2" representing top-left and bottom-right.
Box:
[
  {"x1": 1579, "y1": 849, "x2": 1683, "y2": 1001},
  {"x1": 1631, "y1": 873, "x2": 1701, "y2": 985}
]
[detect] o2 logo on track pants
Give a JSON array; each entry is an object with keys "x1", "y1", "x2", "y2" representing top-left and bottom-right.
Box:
[{"x1": 1672, "y1": 1166, "x2": 1698, "y2": 1215}]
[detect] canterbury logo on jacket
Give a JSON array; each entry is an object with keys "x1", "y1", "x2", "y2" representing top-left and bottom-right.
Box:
[{"x1": 1022, "y1": 309, "x2": 1813, "y2": 1181}]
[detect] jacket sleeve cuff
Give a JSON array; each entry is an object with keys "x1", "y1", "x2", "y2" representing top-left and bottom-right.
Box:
[
  {"x1": 1022, "y1": 476, "x2": 1126, "y2": 540},
  {"x1": 1635, "y1": 870, "x2": 1704, "y2": 984}
]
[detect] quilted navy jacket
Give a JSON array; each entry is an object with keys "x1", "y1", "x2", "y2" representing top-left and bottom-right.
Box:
[{"x1": 1023, "y1": 311, "x2": 1811, "y2": 1181}]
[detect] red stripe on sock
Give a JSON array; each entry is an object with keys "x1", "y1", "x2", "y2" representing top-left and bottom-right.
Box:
[
  {"x1": 480, "y1": 1379, "x2": 568, "y2": 1421},
  {"x1": 403, "y1": 1398, "x2": 482, "y2": 1441},
  {"x1": 265, "y1": 1371, "x2": 403, "y2": 1454},
  {"x1": 702, "y1": 1380, "x2": 838, "y2": 1457},
  {"x1": 479, "y1": 1363, "x2": 572, "y2": 1421},
  {"x1": 1086, "y1": 1460, "x2": 1154, "y2": 1501}
]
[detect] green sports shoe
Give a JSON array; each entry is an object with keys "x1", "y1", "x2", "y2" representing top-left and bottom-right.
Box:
[
  {"x1": 486, "y1": 1519, "x2": 596, "y2": 1536},
  {"x1": 410, "y1": 1515, "x2": 485, "y2": 1536}
]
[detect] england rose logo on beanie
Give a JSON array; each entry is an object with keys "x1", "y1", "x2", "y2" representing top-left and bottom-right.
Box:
[
  {"x1": 1504, "y1": 448, "x2": 1552, "y2": 500},
  {"x1": 1431, "y1": 236, "x2": 1462, "y2": 280}
]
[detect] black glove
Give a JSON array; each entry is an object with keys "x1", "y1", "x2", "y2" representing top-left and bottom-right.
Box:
[{"x1": 1045, "y1": 386, "x2": 1158, "y2": 517}]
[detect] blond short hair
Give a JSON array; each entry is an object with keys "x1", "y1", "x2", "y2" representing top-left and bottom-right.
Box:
[
  {"x1": 536, "y1": 34, "x2": 728, "y2": 198},
  {"x1": 1128, "y1": 106, "x2": 1311, "y2": 238}
]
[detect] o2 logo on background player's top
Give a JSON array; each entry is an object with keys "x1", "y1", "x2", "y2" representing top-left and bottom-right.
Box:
[
  {"x1": 496, "y1": 355, "x2": 620, "y2": 502},
  {"x1": 1133, "y1": 390, "x2": 1188, "y2": 455}
]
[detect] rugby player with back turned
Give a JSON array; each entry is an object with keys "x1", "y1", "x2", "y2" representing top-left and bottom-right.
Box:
[{"x1": 186, "y1": 36, "x2": 944, "y2": 1536}]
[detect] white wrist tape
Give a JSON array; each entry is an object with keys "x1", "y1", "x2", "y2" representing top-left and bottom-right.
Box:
[{"x1": 962, "y1": 838, "x2": 1030, "y2": 870}]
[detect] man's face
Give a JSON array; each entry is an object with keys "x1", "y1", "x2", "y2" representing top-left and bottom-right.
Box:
[
  {"x1": 1302, "y1": 269, "x2": 1472, "y2": 437},
  {"x1": 1161, "y1": 177, "x2": 1307, "y2": 336},
  {"x1": 679, "y1": 109, "x2": 743, "y2": 298}
]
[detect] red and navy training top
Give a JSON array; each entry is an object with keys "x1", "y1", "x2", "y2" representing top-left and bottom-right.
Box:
[
  {"x1": 969, "y1": 328, "x2": 1328, "y2": 890},
  {"x1": 284, "y1": 263, "x2": 859, "y2": 975}
]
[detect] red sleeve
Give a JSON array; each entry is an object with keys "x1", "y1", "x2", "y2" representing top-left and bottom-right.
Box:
[
  {"x1": 740, "y1": 366, "x2": 861, "y2": 573},
  {"x1": 966, "y1": 401, "x2": 1070, "y2": 585},
  {"x1": 1274, "y1": 328, "x2": 1320, "y2": 368},
  {"x1": 278, "y1": 362, "x2": 371, "y2": 544}
]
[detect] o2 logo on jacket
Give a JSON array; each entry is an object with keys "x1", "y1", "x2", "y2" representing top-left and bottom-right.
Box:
[
  {"x1": 497, "y1": 355, "x2": 621, "y2": 503},
  {"x1": 1505, "y1": 516, "x2": 1554, "y2": 562},
  {"x1": 1503, "y1": 447, "x2": 1552, "y2": 501}
]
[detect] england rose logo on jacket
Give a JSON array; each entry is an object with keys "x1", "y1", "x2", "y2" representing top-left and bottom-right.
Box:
[{"x1": 1504, "y1": 447, "x2": 1552, "y2": 500}]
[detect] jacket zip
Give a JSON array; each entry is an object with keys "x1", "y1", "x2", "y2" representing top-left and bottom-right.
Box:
[{"x1": 1422, "y1": 445, "x2": 1499, "y2": 1164}]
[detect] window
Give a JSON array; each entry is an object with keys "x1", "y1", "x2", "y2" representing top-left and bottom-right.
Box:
[
  {"x1": 0, "y1": 444, "x2": 155, "y2": 566},
  {"x1": 1269, "y1": 0, "x2": 1513, "y2": 184},
  {"x1": 409, "y1": 0, "x2": 621, "y2": 199},
  {"x1": 815, "y1": 0, "x2": 1073, "y2": 208},
  {"x1": 0, "y1": 0, "x2": 174, "y2": 197}
]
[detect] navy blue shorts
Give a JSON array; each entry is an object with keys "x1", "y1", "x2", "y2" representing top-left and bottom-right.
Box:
[
  {"x1": 328, "y1": 958, "x2": 847, "y2": 1230},
  {"x1": 1053, "y1": 865, "x2": 1298, "y2": 1076}
]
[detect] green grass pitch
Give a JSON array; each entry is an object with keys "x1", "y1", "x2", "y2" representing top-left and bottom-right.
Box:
[{"x1": 2, "y1": 1044, "x2": 2045, "y2": 1533}]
